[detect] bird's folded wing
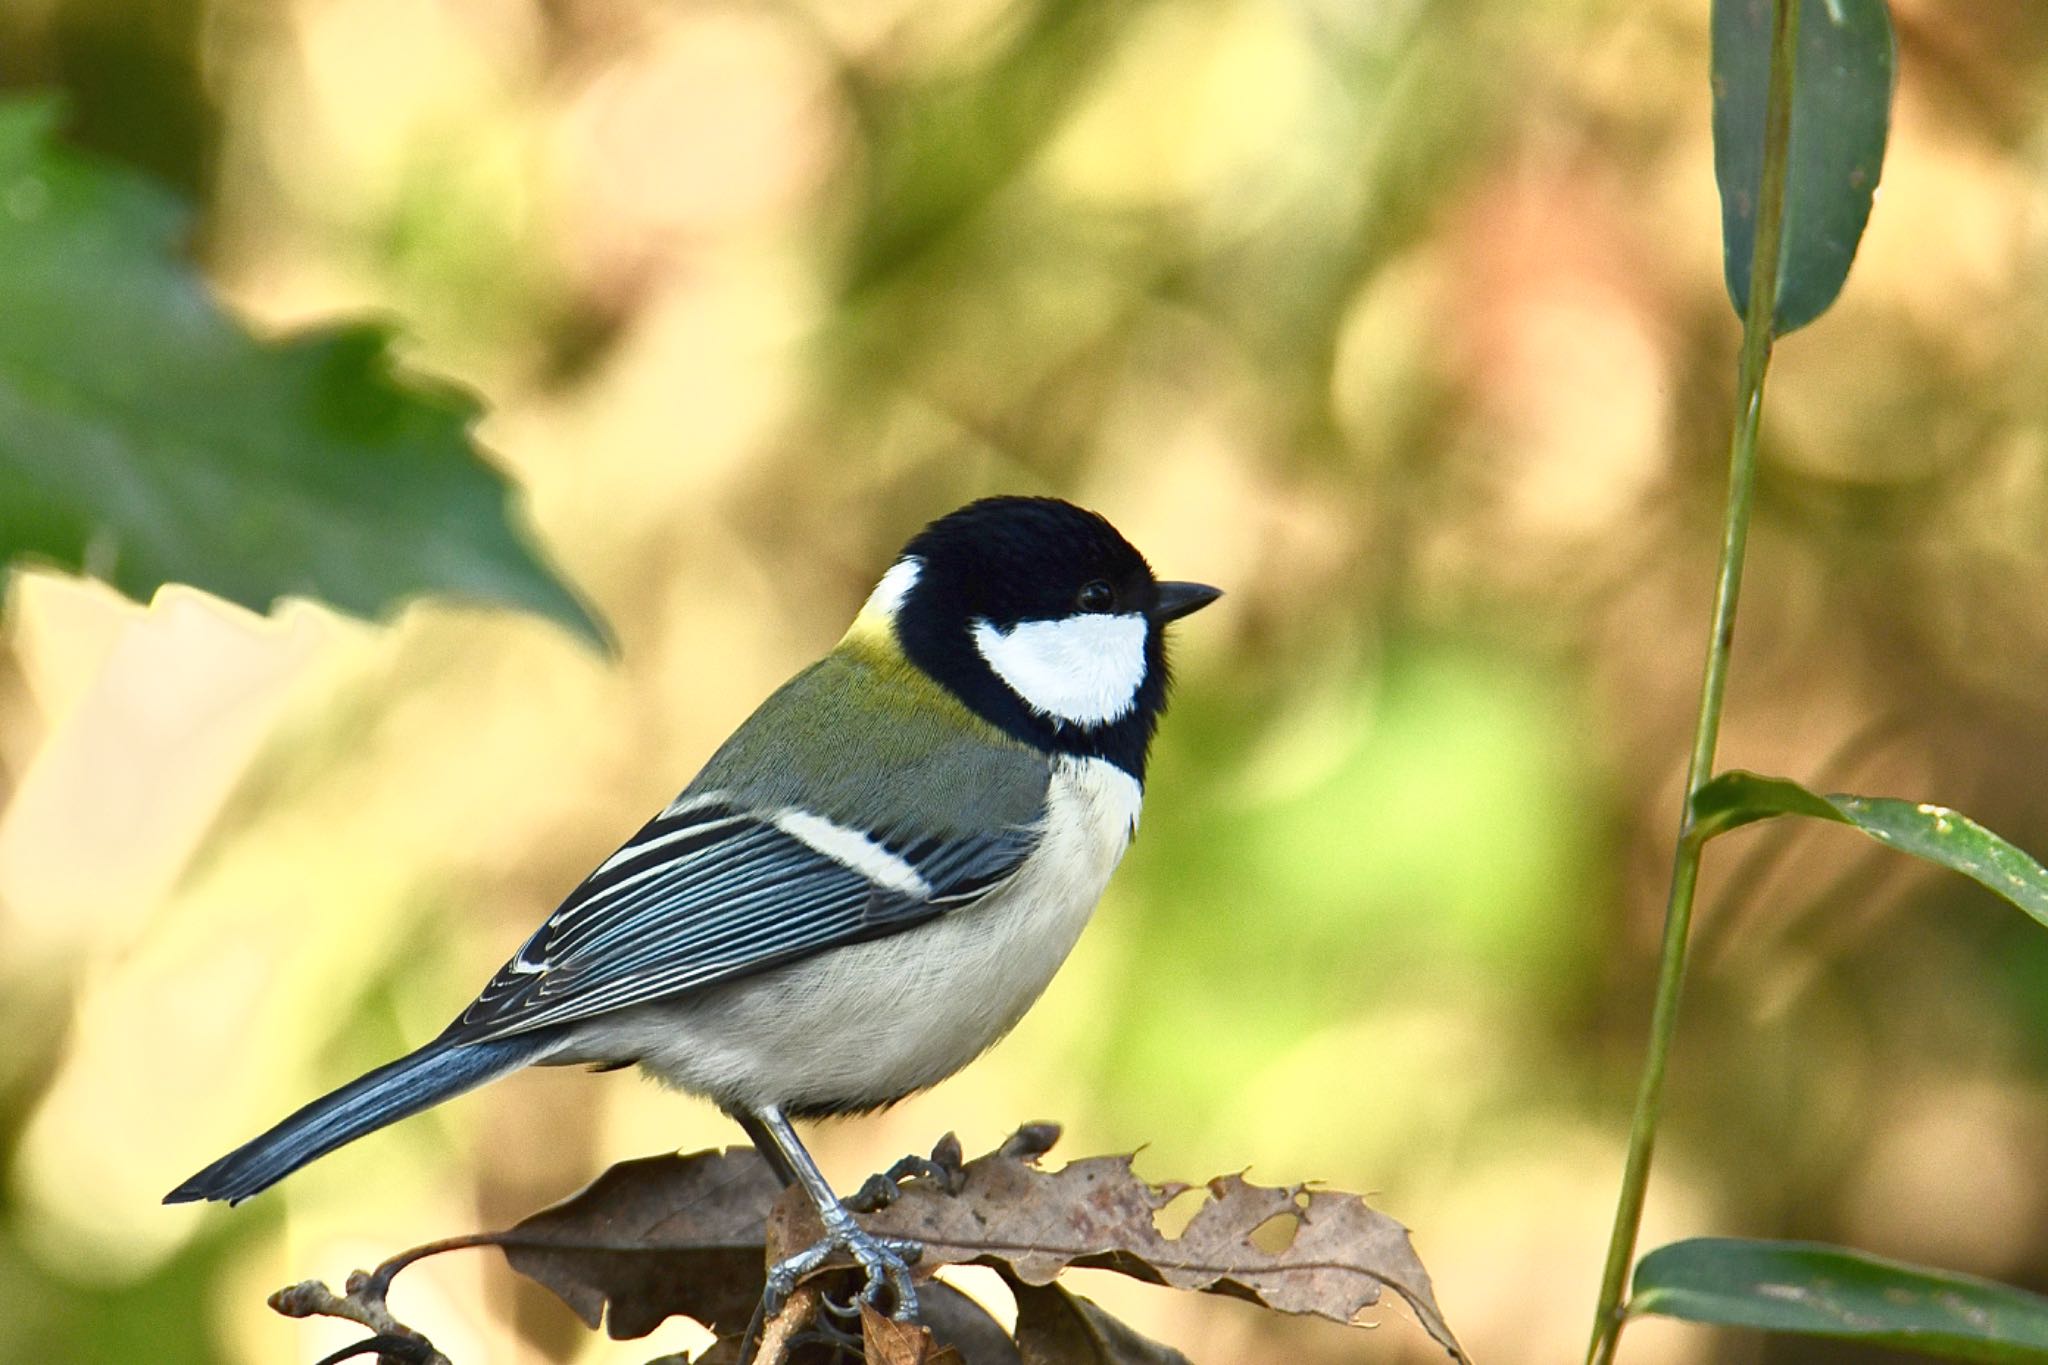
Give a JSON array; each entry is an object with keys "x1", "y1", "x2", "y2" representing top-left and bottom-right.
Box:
[{"x1": 446, "y1": 792, "x2": 1042, "y2": 1041}]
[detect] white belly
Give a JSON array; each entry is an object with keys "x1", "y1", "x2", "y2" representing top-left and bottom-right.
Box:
[{"x1": 586, "y1": 755, "x2": 1143, "y2": 1113}]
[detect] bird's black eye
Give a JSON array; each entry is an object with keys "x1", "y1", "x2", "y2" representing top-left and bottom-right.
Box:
[{"x1": 1075, "y1": 580, "x2": 1115, "y2": 613}]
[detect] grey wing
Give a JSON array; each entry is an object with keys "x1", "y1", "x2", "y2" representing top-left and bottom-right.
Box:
[{"x1": 444, "y1": 792, "x2": 1043, "y2": 1042}]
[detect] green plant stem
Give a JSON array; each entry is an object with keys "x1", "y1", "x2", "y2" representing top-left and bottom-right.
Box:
[{"x1": 1584, "y1": 3, "x2": 1801, "y2": 1362}]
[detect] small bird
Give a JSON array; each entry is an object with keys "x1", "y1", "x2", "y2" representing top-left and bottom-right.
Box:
[{"x1": 166, "y1": 496, "x2": 1219, "y2": 1319}]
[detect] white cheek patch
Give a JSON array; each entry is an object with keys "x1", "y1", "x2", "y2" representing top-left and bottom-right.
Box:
[{"x1": 972, "y1": 613, "x2": 1149, "y2": 727}]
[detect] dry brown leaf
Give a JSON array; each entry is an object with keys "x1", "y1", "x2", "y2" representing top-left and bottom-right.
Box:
[
  {"x1": 1010, "y1": 1282, "x2": 1191, "y2": 1365},
  {"x1": 839, "y1": 1146, "x2": 1463, "y2": 1361},
  {"x1": 272, "y1": 1128, "x2": 1460, "y2": 1363},
  {"x1": 482, "y1": 1147, "x2": 782, "y2": 1339},
  {"x1": 742, "y1": 1282, "x2": 993, "y2": 1365},
  {"x1": 861, "y1": 1303, "x2": 967, "y2": 1365}
]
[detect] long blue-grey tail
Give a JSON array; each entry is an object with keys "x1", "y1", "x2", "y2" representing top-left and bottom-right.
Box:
[{"x1": 164, "y1": 1033, "x2": 552, "y2": 1205}]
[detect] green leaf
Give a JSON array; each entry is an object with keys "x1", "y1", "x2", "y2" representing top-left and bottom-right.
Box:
[
  {"x1": 0, "y1": 96, "x2": 606, "y2": 649},
  {"x1": 1712, "y1": 0, "x2": 1896, "y2": 333},
  {"x1": 1689, "y1": 770, "x2": 2048, "y2": 930},
  {"x1": 1690, "y1": 770, "x2": 1843, "y2": 837},
  {"x1": 1630, "y1": 1238, "x2": 2048, "y2": 1361}
]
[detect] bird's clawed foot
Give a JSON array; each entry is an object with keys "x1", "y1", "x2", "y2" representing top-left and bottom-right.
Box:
[
  {"x1": 763, "y1": 1200, "x2": 924, "y2": 1321},
  {"x1": 848, "y1": 1131, "x2": 967, "y2": 1213}
]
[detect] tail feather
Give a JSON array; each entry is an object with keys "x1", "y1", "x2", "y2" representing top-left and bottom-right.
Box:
[{"x1": 164, "y1": 1034, "x2": 551, "y2": 1205}]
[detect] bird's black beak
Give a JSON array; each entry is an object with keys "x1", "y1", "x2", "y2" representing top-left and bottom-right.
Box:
[{"x1": 1151, "y1": 581, "x2": 1223, "y2": 622}]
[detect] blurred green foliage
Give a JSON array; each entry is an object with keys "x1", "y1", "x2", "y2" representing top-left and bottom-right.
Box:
[{"x1": 0, "y1": 99, "x2": 601, "y2": 646}]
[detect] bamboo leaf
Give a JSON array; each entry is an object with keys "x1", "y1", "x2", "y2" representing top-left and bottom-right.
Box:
[
  {"x1": 1690, "y1": 770, "x2": 1842, "y2": 837},
  {"x1": 1690, "y1": 771, "x2": 2048, "y2": 930},
  {"x1": 1712, "y1": 0, "x2": 1896, "y2": 332},
  {"x1": 1630, "y1": 1238, "x2": 2048, "y2": 1361}
]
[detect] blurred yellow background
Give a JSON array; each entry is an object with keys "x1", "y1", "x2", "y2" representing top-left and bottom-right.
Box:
[{"x1": 5, "y1": 1, "x2": 2048, "y2": 1361}]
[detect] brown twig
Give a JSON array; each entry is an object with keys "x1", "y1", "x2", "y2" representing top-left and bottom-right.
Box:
[{"x1": 269, "y1": 1271, "x2": 451, "y2": 1365}]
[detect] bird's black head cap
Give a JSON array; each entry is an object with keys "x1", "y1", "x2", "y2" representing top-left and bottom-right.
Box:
[{"x1": 882, "y1": 496, "x2": 1218, "y2": 781}]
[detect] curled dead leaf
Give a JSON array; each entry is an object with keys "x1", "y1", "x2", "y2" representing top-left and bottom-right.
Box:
[
  {"x1": 487, "y1": 1147, "x2": 782, "y2": 1339},
  {"x1": 861, "y1": 1303, "x2": 966, "y2": 1365},
  {"x1": 832, "y1": 1143, "x2": 1463, "y2": 1360}
]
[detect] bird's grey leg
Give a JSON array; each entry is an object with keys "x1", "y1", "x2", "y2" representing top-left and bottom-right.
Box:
[
  {"x1": 732, "y1": 1111, "x2": 798, "y2": 1188},
  {"x1": 750, "y1": 1104, "x2": 923, "y2": 1321}
]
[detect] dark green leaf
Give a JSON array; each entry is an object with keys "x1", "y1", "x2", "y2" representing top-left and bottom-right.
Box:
[
  {"x1": 1689, "y1": 770, "x2": 2048, "y2": 931},
  {"x1": 1630, "y1": 1238, "x2": 2048, "y2": 1361},
  {"x1": 1713, "y1": 0, "x2": 1896, "y2": 333},
  {"x1": 1690, "y1": 770, "x2": 1843, "y2": 837},
  {"x1": 1830, "y1": 795, "x2": 2048, "y2": 927},
  {"x1": 0, "y1": 96, "x2": 605, "y2": 648}
]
